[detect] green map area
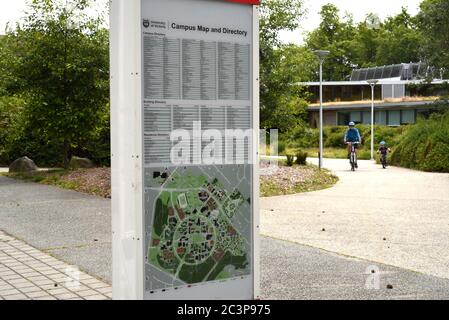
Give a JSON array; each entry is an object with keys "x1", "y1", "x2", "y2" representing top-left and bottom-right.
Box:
[{"x1": 148, "y1": 172, "x2": 249, "y2": 284}]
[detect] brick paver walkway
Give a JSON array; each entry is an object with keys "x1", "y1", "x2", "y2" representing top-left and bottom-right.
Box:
[{"x1": 0, "y1": 230, "x2": 112, "y2": 300}]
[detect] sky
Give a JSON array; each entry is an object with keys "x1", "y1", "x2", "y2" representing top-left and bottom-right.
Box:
[
  {"x1": 1, "y1": 0, "x2": 423, "y2": 42},
  {"x1": 0, "y1": 0, "x2": 109, "y2": 33},
  {"x1": 281, "y1": 0, "x2": 422, "y2": 44}
]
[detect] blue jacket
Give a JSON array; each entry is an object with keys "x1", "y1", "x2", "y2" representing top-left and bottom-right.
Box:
[{"x1": 344, "y1": 128, "x2": 361, "y2": 143}]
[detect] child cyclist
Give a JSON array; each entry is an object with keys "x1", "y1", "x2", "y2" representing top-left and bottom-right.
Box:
[{"x1": 377, "y1": 141, "x2": 391, "y2": 168}]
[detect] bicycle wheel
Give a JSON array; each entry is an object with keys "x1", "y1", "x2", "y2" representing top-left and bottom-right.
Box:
[{"x1": 350, "y1": 153, "x2": 355, "y2": 171}]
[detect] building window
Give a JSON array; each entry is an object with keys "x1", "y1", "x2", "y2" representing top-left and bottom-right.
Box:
[
  {"x1": 337, "y1": 112, "x2": 350, "y2": 126},
  {"x1": 350, "y1": 111, "x2": 361, "y2": 124},
  {"x1": 375, "y1": 111, "x2": 387, "y2": 125},
  {"x1": 388, "y1": 110, "x2": 401, "y2": 126},
  {"x1": 362, "y1": 111, "x2": 371, "y2": 124},
  {"x1": 401, "y1": 110, "x2": 415, "y2": 124}
]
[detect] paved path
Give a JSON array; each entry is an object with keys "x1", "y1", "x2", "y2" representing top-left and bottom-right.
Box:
[
  {"x1": 261, "y1": 237, "x2": 449, "y2": 300},
  {"x1": 261, "y1": 158, "x2": 449, "y2": 280},
  {"x1": 0, "y1": 231, "x2": 111, "y2": 300},
  {"x1": 2, "y1": 173, "x2": 449, "y2": 300},
  {"x1": 0, "y1": 176, "x2": 111, "y2": 281}
]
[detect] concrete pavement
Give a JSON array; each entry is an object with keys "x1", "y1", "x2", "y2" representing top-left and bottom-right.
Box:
[
  {"x1": 0, "y1": 176, "x2": 111, "y2": 281},
  {"x1": 261, "y1": 158, "x2": 449, "y2": 279},
  {"x1": 261, "y1": 236, "x2": 449, "y2": 300},
  {"x1": 2, "y1": 168, "x2": 449, "y2": 299}
]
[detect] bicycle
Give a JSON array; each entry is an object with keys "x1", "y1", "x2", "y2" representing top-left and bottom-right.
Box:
[
  {"x1": 347, "y1": 142, "x2": 359, "y2": 171},
  {"x1": 380, "y1": 153, "x2": 387, "y2": 169},
  {"x1": 378, "y1": 147, "x2": 391, "y2": 169}
]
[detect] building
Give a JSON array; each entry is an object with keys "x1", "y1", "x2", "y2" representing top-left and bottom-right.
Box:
[{"x1": 302, "y1": 62, "x2": 448, "y2": 127}]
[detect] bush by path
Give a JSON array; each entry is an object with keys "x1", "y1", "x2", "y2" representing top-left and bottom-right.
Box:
[{"x1": 390, "y1": 111, "x2": 449, "y2": 172}]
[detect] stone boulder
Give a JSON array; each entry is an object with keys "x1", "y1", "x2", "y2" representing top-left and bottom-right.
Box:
[
  {"x1": 69, "y1": 156, "x2": 95, "y2": 169},
  {"x1": 9, "y1": 157, "x2": 39, "y2": 173}
]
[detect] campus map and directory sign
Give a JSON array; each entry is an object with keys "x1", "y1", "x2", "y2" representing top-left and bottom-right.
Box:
[{"x1": 111, "y1": 0, "x2": 259, "y2": 300}]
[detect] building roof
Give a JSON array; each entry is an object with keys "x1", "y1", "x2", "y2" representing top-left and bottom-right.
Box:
[
  {"x1": 307, "y1": 100, "x2": 435, "y2": 111},
  {"x1": 297, "y1": 79, "x2": 448, "y2": 86}
]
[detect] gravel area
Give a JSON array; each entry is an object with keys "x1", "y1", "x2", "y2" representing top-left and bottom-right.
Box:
[
  {"x1": 61, "y1": 168, "x2": 111, "y2": 198},
  {"x1": 260, "y1": 162, "x2": 338, "y2": 197},
  {"x1": 4, "y1": 162, "x2": 337, "y2": 199}
]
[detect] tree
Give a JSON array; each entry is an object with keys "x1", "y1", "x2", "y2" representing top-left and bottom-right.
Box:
[
  {"x1": 261, "y1": 45, "x2": 315, "y2": 131},
  {"x1": 0, "y1": 0, "x2": 109, "y2": 168},
  {"x1": 375, "y1": 8, "x2": 424, "y2": 66},
  {"x1": 417, "y1": 0, "x2": 449, "y2": 77},
  {"x1": 306, "y1": 4, "x2": 356, "y2": 80},
  {"x1": 305, "y1": 5, "x2": 427, "y2": 80},
  {"x1": 259, "y1": 0, "x2": 313, "y2": 131}
]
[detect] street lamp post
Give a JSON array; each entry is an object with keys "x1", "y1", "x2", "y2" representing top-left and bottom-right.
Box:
[
  {"x1": 367, "y1": 79, "x2": 378, "y2": 161},
  {"x1": 313, "y1": 50, "x2": 330, "y2": 170}
]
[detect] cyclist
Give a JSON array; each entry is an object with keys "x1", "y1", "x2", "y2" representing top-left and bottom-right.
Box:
[
  {"x1": 377, "y1": 141, "x2": 391, "y2": 168},
  {"x1": 344, "y1": 121, "x2": 362, "y2": 168}
]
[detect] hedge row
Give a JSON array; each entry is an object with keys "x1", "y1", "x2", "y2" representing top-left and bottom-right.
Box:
[{"x1": 282, "y1": 124, "x2": 405, "y2": 150}]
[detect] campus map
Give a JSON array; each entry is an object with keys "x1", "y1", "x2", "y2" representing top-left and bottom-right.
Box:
[{"x1": 144, "y1": 165, "x2": 252, "y2": 292}]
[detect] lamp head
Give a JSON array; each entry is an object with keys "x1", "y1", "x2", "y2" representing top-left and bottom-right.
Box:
[
  {"x1": 367, "y1": 79, "x2": 379, "y2": 85},
  {"x1": 313, "y1": 50, "x2": 330, "y2": 60}
]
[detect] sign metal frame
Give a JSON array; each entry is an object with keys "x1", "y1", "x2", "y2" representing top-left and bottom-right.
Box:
[{"x1": 110, "y1": 0, "x2": 260, "y2": 300}]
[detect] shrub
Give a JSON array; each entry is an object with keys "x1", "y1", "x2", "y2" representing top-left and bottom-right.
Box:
[
  {"x1": 390, "y1": 110, "x2": 449, "y2": 172},
  {"x1": 324, "y1": 126, "x2": 346, "y2": 148},
  {"x1": 285, "y1": 126, "x2": 319, "y2": 149},
  {"x1": 357, "y1": 148, "x2": 371, "y2": 160},
  {"x1": 282, "y1": 124, "x2": 404, "y2": 153},
  {"x1": 286, "y1": 154, "x2": 295, "y2": 167},
  {"x1": 295, "y1": 150, "x2": 308, "y2": 165},
  {"x1": 277, "y1": 140, "x2": 287, "y2": 155}
]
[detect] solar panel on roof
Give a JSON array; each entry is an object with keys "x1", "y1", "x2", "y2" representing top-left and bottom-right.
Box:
[
  {"x1": 359, "y1": 69, "x2": 368, "y2": 81},
  {"x1": 350, "y1": 62, "x2": 437, "y2": 81},
  {"x1": 350, "y1": 70, "x2": 359, "y2": 81},
  {"x1": 384, "y1": 65, "x2": 393, "y2": 78},
  {"x1": 367, "y1": 68, "x2": 375, "y2": 79},
  {"x1": 374, "y1": 67, "x2": 383, "y2": 79},
  {"x1": 391, "y1": 64, "x2": 402, "y2": 78}
]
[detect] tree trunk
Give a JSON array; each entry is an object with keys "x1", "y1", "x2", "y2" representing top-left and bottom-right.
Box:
[{"x1": 63, "y1": 140, "x2": 71, "y2": 169}]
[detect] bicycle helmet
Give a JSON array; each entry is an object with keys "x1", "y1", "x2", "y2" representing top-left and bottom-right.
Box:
[
  {"x1": 349, "y1": 121, "x2": 355, "y2": 126},
  {"x1": 380, "y1": 141, "x2": 386, "y2": 146}
]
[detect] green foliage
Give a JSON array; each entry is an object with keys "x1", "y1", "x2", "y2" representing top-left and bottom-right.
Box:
[
  {"x1": 306, "y1": 4, "x2": 357, "y2": 80},
  {"x1": 280, "y1": 124, "x2": 405, "y2": 161},
  {"x1": 285, "y1": 154, "x2": 295, "y2": 166},
  {"x1": 0, "y1": 0, "x2": 109, "y2": 168},
  {"x1": 391, "y1": 109, "x2": 449, "y2": 172},
  {"x1": 284, "y1": 125, "x2": 319, "y2": 149},
  {"x1": 305, "y1": 5, "x2": 426, "y2": 80},
  {"x1": 259, "y1": 0, "x2": 313, "y2": 132},
  {"x1": 417, "y1": 0, "x2": 449, "y2": 78},
  {"x1": 295, "y1": 150, "x2": 308, "y2": 165},
  {"x1": 375, "y1": 9, "x2": 423, "y2": 66},
  {"x1": 277, "y1": 140, "x2": 286, "y2": 155},
  {"x1": 0, "y1": 96, "x2": 25, "y2": 165},
  {"x1": 285, "y1": 125, "x2": 404, "y2": 150}
]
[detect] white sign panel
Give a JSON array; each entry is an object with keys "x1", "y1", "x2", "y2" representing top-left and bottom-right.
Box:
[{"x1": 110, "y1": 0, "x2": 259, "y2": 300}]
